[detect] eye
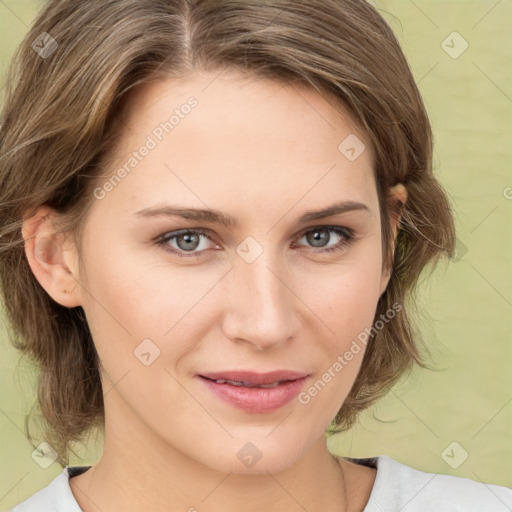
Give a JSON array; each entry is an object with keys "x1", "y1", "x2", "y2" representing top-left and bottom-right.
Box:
[
  {"x1": 292, "y1": 226, "x2": 355, "y2": 254},
  {"x1": 156, "y1": 229, "x2": 217, "y2": 257},
  {"x1": 155, "y1": 225, "x2": 355, "y2": 258}
]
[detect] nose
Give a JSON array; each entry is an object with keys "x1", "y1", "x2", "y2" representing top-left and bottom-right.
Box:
[{"x1": 221, "y1": 251, "x2": 300, "y2": 351}]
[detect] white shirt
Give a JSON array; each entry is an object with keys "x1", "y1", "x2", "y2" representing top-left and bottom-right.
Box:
[{"x1": 9, "y1": 454, "x2": 512, "y2": 511}]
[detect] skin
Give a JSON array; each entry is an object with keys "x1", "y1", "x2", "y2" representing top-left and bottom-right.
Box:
[{"x1": 23, "y1": 70, "x2": 407, "y2": 512}]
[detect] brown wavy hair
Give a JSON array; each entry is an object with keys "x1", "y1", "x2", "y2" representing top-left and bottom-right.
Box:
[{"x1": 0, "y1": 0, "x2": 456, "y2": 467}]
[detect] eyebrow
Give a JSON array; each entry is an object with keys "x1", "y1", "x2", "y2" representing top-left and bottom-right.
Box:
[{"x1": 135, "y1": 200, "x2": 370, "y2": 227}]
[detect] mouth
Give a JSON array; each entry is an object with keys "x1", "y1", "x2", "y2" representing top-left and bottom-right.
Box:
[
  {"x1": 197, "y1": 370, "x2": 310, "y2": 413},
  {"x1": 200, "y1": 376, "x2": 291, "y2": 388},
  {"x1": 199, "y1": 369, "x2": 308, "y2": 386}
]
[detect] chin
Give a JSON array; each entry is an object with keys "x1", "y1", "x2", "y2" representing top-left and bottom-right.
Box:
[{"x1": 192, "y1": 434, "x2": 307, "y2": 476}]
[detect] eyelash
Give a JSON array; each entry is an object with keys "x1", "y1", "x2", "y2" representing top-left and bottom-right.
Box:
[{"x1": 155, "y1": 226, "x2": 355, "y2": 258}]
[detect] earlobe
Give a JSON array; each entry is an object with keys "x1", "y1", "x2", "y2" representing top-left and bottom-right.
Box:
[
  {"x1": 379, "y1": 263, "x2": 392, "y2": 297},
  {"x1": 22, "y1": 205, "x2": 82, "y2": 308},
  {"x1": 388, "y1": 183, "x2": 407, "y2": 239},
  {"x1": 379, "y1": 183, "x2": 408, "y2": 297}
]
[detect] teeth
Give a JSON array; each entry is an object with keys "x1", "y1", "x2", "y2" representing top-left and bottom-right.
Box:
[{"x1": 213, "y1": 379, "x2": 284, "y2": 388}]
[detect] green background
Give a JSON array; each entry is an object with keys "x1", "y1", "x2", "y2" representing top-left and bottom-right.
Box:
[{"x1": 1, "y1": 0, "x2": 511, "y2": 509}]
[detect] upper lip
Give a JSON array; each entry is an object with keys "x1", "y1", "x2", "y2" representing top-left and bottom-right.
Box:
[{"x1": 199, "y1": 370, "x2": 309, "y2": 385}]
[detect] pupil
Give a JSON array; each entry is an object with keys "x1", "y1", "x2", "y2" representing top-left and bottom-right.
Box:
[
  {"x1": 308, "y1": 229, "x2": 329, "y2": 247},
  {"x1": 178, "y1": 233, "x2": 199, "y2": 251}
]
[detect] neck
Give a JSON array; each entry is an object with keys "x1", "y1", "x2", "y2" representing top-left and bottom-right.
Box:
[{"x1": 70, "y1": 396, "x2": 351, "y2": 512}]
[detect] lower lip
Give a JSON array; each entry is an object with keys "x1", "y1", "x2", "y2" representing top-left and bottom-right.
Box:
[{"x1": 198, "y1": 376, "x2": 308, "y2": 413}]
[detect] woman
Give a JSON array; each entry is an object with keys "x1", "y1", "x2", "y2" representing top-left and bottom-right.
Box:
[{"x1": 1, "y1": 1, "x2": 510, "y2": 511}]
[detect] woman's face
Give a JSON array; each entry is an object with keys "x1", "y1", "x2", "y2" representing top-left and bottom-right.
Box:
[{"x1": 65, "y1": 71, "x2": 398, "y2": 473}]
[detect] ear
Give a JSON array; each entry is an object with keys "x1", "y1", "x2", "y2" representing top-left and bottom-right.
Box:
[
  {"x1": 379, "y1": 183, "x2": 407, "y2": 297},
  {"x1": 21, "y1": 205, "x2": 82, "y2": 308}
]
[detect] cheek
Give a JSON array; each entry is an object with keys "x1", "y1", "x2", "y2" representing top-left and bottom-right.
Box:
[
  {"x1": 296, "y1": 265, "x2": 379, "y2": 425},
  {"x1": 78, "y1": 247, "x2": 168, "y2": 375},
  {"x1": 81, "y1": 240, "x2": 193, "y2": 335},
  {"x1": 79, "y1": 240, "x2": 221, "y2": 391},
  {"x1": 293, "y1": 252, "x2": 382, "y2": 410},
  {"x1": 298, "y1": 253, "x2": 383, "y2": 340}
]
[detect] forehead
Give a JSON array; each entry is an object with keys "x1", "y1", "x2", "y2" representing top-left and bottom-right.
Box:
[
  {"x1": 120, "y1": 70, "x2": 370, "y2": 151},
  {"x1": 94, "y1": 70, "x2": 377, "y2": 222}
]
